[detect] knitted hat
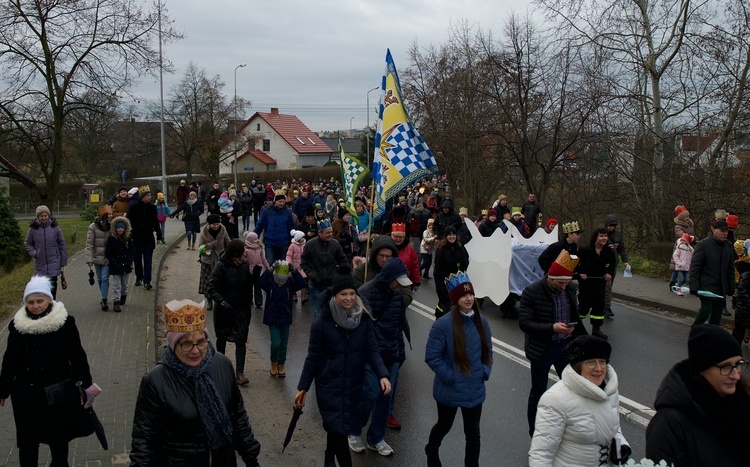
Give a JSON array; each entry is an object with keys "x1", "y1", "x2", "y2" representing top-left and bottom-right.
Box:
[
  {"x1": 511, "y1": 207, "x2": 522, "y2": 216},
  {"x1": 156, "y1": 192, "x2": 164, "y2": 200},
  {"x1": 445, "y1": 271, "x2": 474, "y2": 304},
  {"x1": 546, "y1": 218, "x2": 558, "y2": 230},
  {"x1": 114, "y1": 220, "x2": 127, "y2": 229},
  {"x1": 290, "y1": 229, "x2": 305, "y2": 242},
  {"x1": 206, "y1": 213, "x2": 221, "y2": 224},
  {"x1": 548, "y1": 250, "x2": 579, "y2": 279},
  {"x1": 35, "y1": 205, "x2": 51, "y2": 218},
  {"x1": 337, "y1": 207, "x2": 348, "y2": 219},
  {"x1": 675, "y1": 205, "x2": 688, "y2": 216},
  {"x1": 444, "y1": 225, "x2": 457, "y2": 237},
  {"x1": 688, "y1": 324, "x2": 741, "y2": 375},
  {"x1": 244, "y1": 231, "x2": 259, "y2": 245},
  {"x1": 23, "y1": 275, "x2": 53, "y2": 302},
  {"x1": 164, "y1": 299, "x2": 208, "y2": 351},
  {"x1": 128, "y1": 187, "x2": 139, "y2": 196},
  {"x1": 727, "y1": 214, "x2": 739, "y2": 229},
  {"x1": 714, "y1": 219, "x2": 729, "y2": 230},
  {"x1": 98, "y1": 205, "x2": 112, "y2": 216},
  {"x1": 564, "y1": 335, "x2": 612, "y2": 365},
  {"x1": 682, "y1": 233, "x2": 693, "y2": 244},
  {"x1": 331, "y1": 264, "x2": 356, "y2": 295},
  {"x1": 138, "y1": 185, "x2": 151, "y2": 197},
  {"x1": 485, "y1": 209, "x2": 495, "y2": 217}
]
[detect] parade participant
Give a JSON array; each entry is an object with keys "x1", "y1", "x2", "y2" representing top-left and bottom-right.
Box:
[
  {"x1": 206, "y1": 181, "x2": 222, "y2": 215},
  {"x1": 244, "y1": 231, "x2": 270, "y2": 309},
  {"x1": 238, "y1": 184, "x2": 254, "y2": 233},
  {"x1": 420, "y1": 219, "x2": 437, "y2": 279},
  {"x1": 254, "y1": 193, "x2": 295, "y2": 264},
  {"x1": 293, "y1": 188, "x2": 314, "y2": 223},
  {"x1": 577, "y1": 227, "x2": 616, "y2": 340},
  {"x1": 295, "y1": 265, "x2": 391, "y2": 467},
  {"x1": 407, "y1": 201, "x2": 431, "y2": 254},
  {"x1": 324, "y1": 194, "x2": 337, "y2": 221},
  {"x1": 670, "y1": 205, "x2": 696, "y2": 290},
  {"x1": 510, "y1": 207, "x2": 531, "y2": 237},
  {"x1": 85, "y1": 205, "x2": 113, "y2": 310},
  {"x1": 171, "y1": 190, "x2": 204, "y2": 250},
  {"x1": 353, "y1": 234, "x2": 398, "y2": 285},
  {"x1": 538, "y1": 221, "x2": 583, "y2": 272},
  {"x1": 479, "y1": 208, "x2": 508, "y2": 237},
  {"x1": 251, "y1": 180, "x2": 266, "y2": 224},
  {"x1": 258, "y1": 261, "x2": 307, "y2": 377},
  {"x1": 522, "y1": 193, "x2": 543, "y2": 235},
  {"x1": 425, "y1": 272, "x2": 492, "y2": 467},
  {"x1": 155, "y1": 192, "x2": 171, "y2": 244},
  {"x1": 434, "y1": 200, "x2": 461, "y2": 239},
  {"x1": 672, "y1": 233, "x2": 694, "y2": 295},
  {"x1": 689, "y1": 219, "x2": 735, "y2": 325},
  {"x1": 544, "y1": 217, "x2": 558, "y2": 234},
  {"x1": 130, "y1": 299, "x2": 261, "y2": 466},
  {"x1": 24, "y1": 205, "x2": 67, "y2": 300},
  {"x1": 105, "y1": 217, "x2": 134, "y2": 312},
  {"x1": 127, "y1": 186, "x2": 162, "y2": 290},
  {"x1": 174, "y1": 179, "x2": 188, "y2": 215},
  {"x1": 391, "y1": 223, "x2": 421, "y2": 290},
  {"x1": 301, "y1": 219, "x2": 347, "y2": 317},
  {"x1": 0, "y1": 275, "x2": 101, "y2": 466},
  {"x1": 646, "y1": 325, "x2": 750, "y2": 466},
  {"x1": 457, "y1": 207, "x2": 472, "y2": 245},
  {"x1": 433, "y1": 226, "x2": 469, "y2": 318},
  {"x1": 332, "y1": 208, "x2": 355, "y2": 261},
  {"x1": 299, "y1": 207, "x2": 319, "y2": 241},
  {"x1": 286, "y1": 230, "x2": 308, "y2": 303},
  {"x1": 208, "y1": 239, "x2": 256, "y2": 386},
  {"x1": 519, "y1": 251, "x2": 587, "y2": 436},
  {"x1": 492, "y1": 194, "x2": 511, "y2": 219},
  {"x1": 354, "y1": 200, "x2": 371, "y2": 256},
  {"x1": 112, "y1": 186, "x2": 130, "y2": 218},
  {"x1": 733, "y1": 260, "x2": 750, "y2": 344},
  {"x1": 529, "y1": 336, "x2": 630, "y2": 466},
  {"x1": 197, "y1": 214, "x2": 230, "y2": 311},
  {"x1": 603, "y1": 215, "x2": 628, "y2": 318}
]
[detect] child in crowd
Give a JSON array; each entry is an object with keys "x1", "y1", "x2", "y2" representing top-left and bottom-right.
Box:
[
  {"x1": 671, "y1": 233, "x2": 694, "y2": 295},
  {"x1": 244, "y1": 231, "x2": 269, "y2": 309},
  {"x1": 105, "y1": 216, "x2": 134, "y2": 312},
  {"x1": 258, "y1": 260, "x2": 306, "y2": 377},
  {"x1": 286, "y1": 229, "x2": 308, "y2": 303},
  {"x1": 420, "y1": 218, "x2": 437, "y2": 279},
  {"x1": 155, "y1": 192, "x2": 171, "y2": 244},
  {"x1": 218, "y1": 191, "x2": 235, "y2": 224}
]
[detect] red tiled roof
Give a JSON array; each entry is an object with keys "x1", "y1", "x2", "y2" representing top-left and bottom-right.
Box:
[
  {"x1": 237, "y1": 149, "x2": 276, "y2": 165},
  {"x1": 238, "y1": 110, "x2": 330, "y2": 155},
  {"x1": 681, "y1": 133, "x2": 718, "y2": 153}
]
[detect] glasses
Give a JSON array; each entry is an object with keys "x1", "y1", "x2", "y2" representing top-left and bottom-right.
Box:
[
  {"x1": 582, "y1": 359, "x2": 607, "y2": 369},
  {"x1": 377, "y1": 253, "x2": 393, "y2": 259},
  {"x1": 715, "y1": 360, "x2": 748, "y2": 376},
  {"x1": 179, "y1": 339, "x2": 209, "y2": 352}
]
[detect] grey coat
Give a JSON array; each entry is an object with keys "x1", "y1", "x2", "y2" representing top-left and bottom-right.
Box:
[{"x1": 24, "y1": 219, "x2": 67, "y2": 277}]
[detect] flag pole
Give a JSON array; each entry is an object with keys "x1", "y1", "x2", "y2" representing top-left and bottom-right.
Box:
[{"x1": 363, "y1": 179, "x2": 377, "y2": 283}]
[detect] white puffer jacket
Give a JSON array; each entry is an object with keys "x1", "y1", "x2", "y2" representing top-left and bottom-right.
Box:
[
  {"x1": 85, "y1": 219, "x2": 110, "y2": 265},
  {"x1": 529, "y1": 365, "x2": 628, "y2": 467}
]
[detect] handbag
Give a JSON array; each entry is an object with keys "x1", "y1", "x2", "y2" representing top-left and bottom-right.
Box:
[
  {"x1": 60, "y1": 271, "x2": 67, "y2": 290},
  {"x1": 44, "y1": 378, "x2": 80, "y2": 406}
]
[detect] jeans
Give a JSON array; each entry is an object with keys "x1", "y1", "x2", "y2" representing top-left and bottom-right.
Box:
[
  {"x1": 389, "y1": 365, "x2": 399, "y2": 415},
  {"x1": 242, "y1": 215, "x2": 251, "y2": 232},
  {"x1": 133, "y1": 245, "x2": 154, "y2": 284},
  {"x1": 159, "y1": 221, "x2": 166, "y2": 241},
  {"x1": 527, "y1": 338, "x2": 571, "y2": 435},
  {"x1": 110, "y1": 274, "x2": 130, "y2": 301},
  {"x1": 694, "y1": 296, "x2": 725, "y2": 325},
  {"x1": 269, "y1": 325, "x2": 290, "y2": 363},
  {"x1": 19, "y1": 441, "x2": 69, "y2": 467},
  {"x1": 94, "y1": 264, "x2": 110, "y2": 300},
  {"x1": 265, "y1": 244, "x2": 289, "y2": 266},
  {"x1": 426, "y1": 402, "x2": 482, "y2": 467},
  {"x1": 675, "y1": 270, "x2": 688, "y2": 287},
  {"x1": 216, "y1": 339, "x2": 247, "y2": 373},
  {"x1": 309, "y1": 283, "x2": 326, "y2": 318},
  {"x1": 186, "y1": 230, "x2": 197, "y2": 245},
  {"x1": 352, "y1": 362, "x2": 400, "y2": 445}
]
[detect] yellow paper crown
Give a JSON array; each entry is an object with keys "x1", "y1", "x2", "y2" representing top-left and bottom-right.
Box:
[
  {"x1": 512, "y1": 207, "x2": 522, "y2": 215},
  {"x1": 138, "y1": 185, "x2": 152, "y2": 196},
  {"x1": 562, "y1": 221, "x2": 582, "y2": 234},
  {"x1": 555, "y1": 250, "x2": 580, "y2": 271},
  {"x1": 164, "y1": 299, "x2": 206, "y2": 333}
]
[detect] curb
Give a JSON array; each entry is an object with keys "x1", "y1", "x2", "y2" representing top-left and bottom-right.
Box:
[{"x1": 612, "y1": 292, "x2": 734, "y2": 325}]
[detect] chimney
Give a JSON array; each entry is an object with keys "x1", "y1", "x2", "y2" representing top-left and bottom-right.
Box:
[{"x1": 270, "y1": 107, "x2": 279, "y2": 116}]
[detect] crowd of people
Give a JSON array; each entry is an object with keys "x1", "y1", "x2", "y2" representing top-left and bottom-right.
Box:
[{"x1": 6, "y1": 174, "x2": 750, "y2": 466}]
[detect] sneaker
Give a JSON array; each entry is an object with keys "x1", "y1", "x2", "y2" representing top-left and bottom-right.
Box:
[
  {"x1": 367, "y1": 440, "x2": 394, "y2": 456},
  {"x1": 386, "y1": 414, "x2": 401, "y2": 429},
  {"x1": 120, "y1": 294, "x2": 127, "y2": 305},
  {"x1": 144, "y1": 283, "x2": 153, "y2": 291},
  {"x1": 134, "y1": 280, "x2": 142, "y2": 287},
  {"x1": 347, "y1": 435, "x2": 365, "y2": 453},
  {"x1": 676, "y1": 290, "x2": 683, "y2": 296},
  {"x1": 592, "y1": 328, "x2": 609, "y2": 340}
]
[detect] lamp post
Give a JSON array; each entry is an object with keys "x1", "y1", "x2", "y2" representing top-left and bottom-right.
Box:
[
  {"x1": 349, "y1": 117, "x2": 354, "y2": 138},
  {"x1": 366, "y1": 86, "x2": 379, "y2": 169},
  {"x1": 233, "y1": 63, "x2": 247, "y2": 188}
]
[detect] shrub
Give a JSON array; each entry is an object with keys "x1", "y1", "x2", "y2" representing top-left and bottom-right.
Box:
[
  {"x1": 0, "y1": 187, "x2": 23, "y2": 272},
  {"x1": 80, "y1": 205, "x2": 99, "y2": 222}
]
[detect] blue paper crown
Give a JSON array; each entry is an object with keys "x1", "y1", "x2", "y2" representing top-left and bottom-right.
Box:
[
  {"x1": 317, "y1": 219, "x2": 332, "y2": 230},
  {"x1": 445, "y1": 271, "x2": 471, "y2": 294}
]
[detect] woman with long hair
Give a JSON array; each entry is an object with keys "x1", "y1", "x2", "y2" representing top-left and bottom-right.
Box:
[
  {"x1": 425, "y1": 272, "x2": 492, "y2": 467},
  {"x1": 432, "y1": 225, "x2": 469, "y2": 318}
]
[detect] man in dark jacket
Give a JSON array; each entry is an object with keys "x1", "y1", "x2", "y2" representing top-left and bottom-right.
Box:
[
  {"x1": 689, "y1": 219, "x2": 736, "y2": 325},
  {"x1": 537, "y1": 221, "x2": 583, "y2": 273},
  {"x1": 301, "y1": 220, "x2": 347, "y2": 318},
  {"x1": 238, "y1": 184, "x2": 254, "y2": 233},
  {"x1": 349, "y1": 258, "x2": 411, "y2": 456},
  {"x1": 206, "y1": 181, "x2": 222, "y2": 214},
  {"x1": 522, "y1": 192, "x2": 543, "y2": 235},
  {"x1": 254, "y1": 194, "x2": 296, "y2": 265},
  {"x1": 126, "y1": 186, "x2": 162, "y2": 290},
  {"x1": 434, "y1": 200, "x2": 461, "y2": 239},
  {"x1": 251, "y1": 181, "x2": 266, "y2": 224},
  {"x1": 603, "y1": 215, "x2": 629, "y2": 318},
  {"x1": 293, "y1": 189, "x2": 314, "y2": 223},
  {"x1": 519, "y1": 251, "x2": 586, "y2": 436}
]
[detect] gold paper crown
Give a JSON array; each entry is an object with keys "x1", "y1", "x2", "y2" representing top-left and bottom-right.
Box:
[
  {"x1": 562, "y1": 221, "x2": 582, "y2": 234},
  {"x1": 164, "y1": 299, "x2": 206, "y2": 333},
  {"x1": 512, "y1": 207, "x2": 522, "y2": 215},
  {"x1": 555, "y1": 250, "x2": 580, "y2": 271},
  {"x1": 481, "y1": 209, "x2": 488, "y2": 215},
  {"x1": 138, "y1": 185, "x2": 151, "y2": 195}
]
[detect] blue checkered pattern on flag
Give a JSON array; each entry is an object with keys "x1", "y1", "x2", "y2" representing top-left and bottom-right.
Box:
[
  {"x1": 372, "y1": 49, "x2": 438, "y2": 219},
  {"x1": 339, "y1": 141, "x2": 369, "y2": 216}
]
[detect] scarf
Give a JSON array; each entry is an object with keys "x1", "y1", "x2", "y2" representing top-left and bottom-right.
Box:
[
  {"x1": 26, "y1": 303, "x2": 53, "y2": 320},
  {"x1": 329, "y1": 297, "x2": 362, "y2": 331},
  {"x1": 161, "y1": 345, "x2": 233, "y2": 449},
  {"x1": 187, "y1": 198, "x2": 197, "y2": 206}
]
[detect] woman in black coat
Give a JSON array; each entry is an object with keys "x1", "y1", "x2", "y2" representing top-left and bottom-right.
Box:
[
  {"x1": 433, "y1": 225, "x2": 470, "y2": 318},
  {"x1": 0, "y1": 275, "x2": 98, "y2": 466},
  {"x1": 577, "y1": 227, "x2": 616, "y2": 339},
  {"x1": 171, "y1": 191, "x2": 204, "y2": 250},
  {"x1": 295, "y1": 266, "x2": 391, "y2": 467},
  {"x1": 208, "y1": 239, "x2": 256, "y2": 386}
]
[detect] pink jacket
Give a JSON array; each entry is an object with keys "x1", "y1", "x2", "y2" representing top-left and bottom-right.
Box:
[
  {"x1": 672, "y1": 240, "x2": 693, "y2": 271},
  {"x1": 286, "y1": 240, "x2": 307, "y2": 278},
  {"x1": 244, "y1": 242, "x2": 270, "y2": 272}
]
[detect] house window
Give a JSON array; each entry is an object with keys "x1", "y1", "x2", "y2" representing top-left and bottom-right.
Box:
[
  {"x1": 263, "y1": 139, "x2": 270, "y2": 152},
  {"x1": 256, "y1": 124, "x2": 261, "y2": 131}
]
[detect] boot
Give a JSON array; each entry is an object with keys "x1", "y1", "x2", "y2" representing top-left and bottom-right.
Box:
[
  {"x1": 277, "y1": 363, "x2": 286, "y2": 377},
  {"x1": 269, "y1": 361, "x2": 278, "y2": 377},
  {"x1": 301, "y1": 289, "x2": 309, "y2": 304},
  {"x1": 120, "y1": 294, "x2": 127, "y2": 305},
  {"x1": 101, "y1": 299, "x2": 109, "y2": 311},
  {"x1": 324, "y1": 449, "x2": 336, "y2": 467},
  {"x1": 425, "y1": 444, "x2": 442, "y2": 467},
  {"x1": 113, "y1": 300, "x2": 121, "y2": 312},
  {"x1": 236, "y1": 372, "x2": 249, "y2": 385},
  {"x1": 592, "y1": 326, "x2": 608, "y2": 340}
]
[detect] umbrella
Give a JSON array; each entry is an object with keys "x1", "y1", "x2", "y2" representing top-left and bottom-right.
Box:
[
  {"x1": 86, "y1": 406, "x2": 109, "y2": 450},
  {"x1": 281, "y1": 406, "x2": 304, "y2": 453}
]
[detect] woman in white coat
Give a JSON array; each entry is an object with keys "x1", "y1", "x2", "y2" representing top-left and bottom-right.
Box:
[{"x1": 529, "y1": 335, "x2": 631, "y2": 466}]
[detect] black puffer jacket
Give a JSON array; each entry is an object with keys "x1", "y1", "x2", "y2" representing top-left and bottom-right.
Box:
[
  {"x1": 689, "y1": 235, "x2": 736, "y2": 296},
  {"x1": 208, "y1": 256, "x2": 255, "y2": 342},
  {"x1": 127, "y1": 200, "x2": 162, "y2": 249},
  {"x1": 538, "y1": 239, "x2": 578, "y2": 273},
  {"x1": 300, "y1": 236, "x2": 346, "y2": 287},
  {"x1": 130, "y1": 350, "x2": 261, "y2": 466},
  {"x1": 646, "y1": 359, "x2": 750, "y2": 467},
  {"x1": 105, "y1": 216, "x2": 134, "y2": 275},
  {"x1": 357, "y1": 259, "x2": 407, "y2": 366},
  {"x1": 519, "y1": 278, "x2": 586, "y2": 362}
]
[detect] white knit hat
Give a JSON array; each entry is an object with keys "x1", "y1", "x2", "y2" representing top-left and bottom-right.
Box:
[
  {"x1": 23, "y1": 275, "x2": 53, "y2": 302},
  {"x1": 290, "y1": 229, "x2": 305, "y2": 242}
]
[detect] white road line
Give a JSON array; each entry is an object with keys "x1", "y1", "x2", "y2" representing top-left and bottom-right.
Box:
[{"x1": 409, "y1": 300, "x2": 654, "y2": 427}]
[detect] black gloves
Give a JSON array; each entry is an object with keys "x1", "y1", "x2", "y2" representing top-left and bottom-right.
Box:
[
  {"x1": 220, "y1": 301, "x2": 235, "y2": 312},
  {"x1": 610, "y1": 439, "x2": 631, "y2": 464}
]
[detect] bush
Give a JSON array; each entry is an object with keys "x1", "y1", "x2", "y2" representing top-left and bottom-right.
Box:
[
  {"x1": 80, "y1": 205, "x2": 99, "y2": 222},
  {"x1": 0, "y1": 187, "x2": 23, "y2": 272}
]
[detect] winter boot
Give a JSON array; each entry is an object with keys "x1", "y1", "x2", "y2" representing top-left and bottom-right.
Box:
[
  {"x1": 101, "y1": 299, "x2": 109, "y2": 311},
  {"x1": 113, "y1": 300, "x2": 121, "y2": 313},
  {"x1": 324, "y1": 449, "x2": 336, "y2": 467},
  {"x1": 235, "y1": 372, "x2": 249, "y2": 385},
  {"x1": 120, "y1": 294, "x2": 127, "y2": 305},
  {"x1": 269, "y1": 361, "x2": 278, "y2": 377},
  {"x1": 425, "y1": 444, "x2": 442, "y2": 467},
  {"x1": 277, "y1": 363, "x2": 286, "y2": 378},
  {"x1": 592, "y1": 326, "x2": 608, "y2": 340}
]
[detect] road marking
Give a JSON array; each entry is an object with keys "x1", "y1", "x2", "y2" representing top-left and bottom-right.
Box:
[{"x1": 409, "y1": 299, "x2": 654, "y2": 427}]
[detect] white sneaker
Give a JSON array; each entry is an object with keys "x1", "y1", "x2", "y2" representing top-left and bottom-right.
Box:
[
  {"x1": 347, "y1": 435, "x2": 365, "y2": 453},
  {"x1": 367, "y1": 440, "x2": 394, "y2": 456}
]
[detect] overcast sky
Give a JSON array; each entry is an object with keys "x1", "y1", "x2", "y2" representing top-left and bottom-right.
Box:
[{"x1": 134, "y1": 0, "x2": 532, "y2": 132}]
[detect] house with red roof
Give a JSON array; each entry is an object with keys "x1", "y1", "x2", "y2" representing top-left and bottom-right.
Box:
[{"x1": 219, "y1": 108, "x2": 332, "y2": 174}]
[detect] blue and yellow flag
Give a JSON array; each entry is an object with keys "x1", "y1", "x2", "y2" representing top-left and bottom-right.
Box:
[
  {"x1": 372, "y1": 49, "x2": 438, "y2": 219},
  {"x1": 338, "y1": 141, "x2": 370, "y2": 216}
]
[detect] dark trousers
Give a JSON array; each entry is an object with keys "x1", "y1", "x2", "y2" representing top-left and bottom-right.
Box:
[
  {"x1": 694, "y1": 297, "x2": 725, "y2": 325},
  {"x1": 420, "y1": 253, "x2": 433, "y2": 277},
  {"x1": 528, "y1": 339, "x2": 570, "y2": 436},
  {"x1": 133, "y1": 245, "x2": 154, "y2": 284},
  {"x1": 325, "y1": 433, "x2": 352, "y2": 467},
  {"x1": 216, "y1": 339, "x2": 247, "y2": 373},
  {"x1": 579, "y1": 282, "x2": 606, "y2": 327},
  {"x1": 732, "y1": 322, "x2": 750, "y2": 344},
  {"x1": 604, "y1": 269, "x2": 617, "y2": 310},
  {"x1": 426, "y1": 402, "x2": 482, "y2": 467},
  {"x1": 48, "y1": 275, "x2": 59, "y2": 300},
  {"x1": 19, "y1": 441, "x2": 69, "y2": 467}
]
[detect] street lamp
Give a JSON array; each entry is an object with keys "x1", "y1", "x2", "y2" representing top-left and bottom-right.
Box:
[
  {"x1": 366, "y1": 86, "x2": 379, "y2": 169},
  {"x1": 349, "y1": 117, "x2": 354, "y2": 137},
  {"x1": 233, "y1": 63, "x2": 247, "y2": 188}
]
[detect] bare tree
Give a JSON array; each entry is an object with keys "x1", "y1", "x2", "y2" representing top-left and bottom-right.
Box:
[{"x1": 0, "y1": 0, "x2": 179, "y2": 201}]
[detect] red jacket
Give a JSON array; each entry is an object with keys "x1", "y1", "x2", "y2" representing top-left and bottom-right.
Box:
[{"x1": 397, "y1": 243, "x2": 421, "y2": 286}]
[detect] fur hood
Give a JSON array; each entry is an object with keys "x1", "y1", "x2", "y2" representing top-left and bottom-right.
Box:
[
  {"x1": 13, "y1": 300, "x2": 68, "y2": 335},
  {"x1": 29, "y1": 218, "x2": 58, "y2": 229},
  {"x1": 111, "y1": 215, "x2": 132, "y2": 241},
  {"x1": 674, "y1": 216, "x2": 694, "y2": 228}
]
